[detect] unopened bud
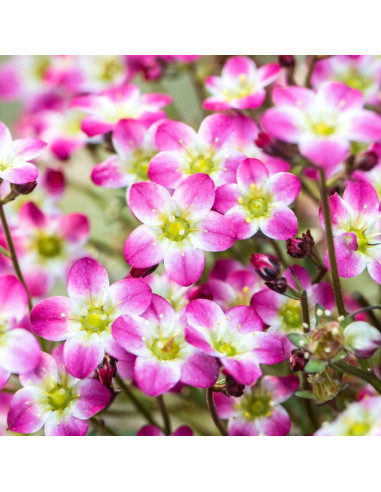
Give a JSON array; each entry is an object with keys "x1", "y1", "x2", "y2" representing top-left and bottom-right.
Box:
[
  {"x1": 309, "y1": 321, "x2": 343, "y2": 360},
  {"x1": 224, "y1": 374, "x2": 245, "y2": 397},
  {"x1": 129, "y1": 264, "x2": 159, "y2": 278},
  {"x1": 265, "y1": 277, "x2": 288, "y2": 294},
  {"x1": 290, "y1": 350, "x2": 307, "y2": 372},
  {"x1": 250, "y1": 253, "x2": 281, "y2": 281},
  {"x1": 278, "y1": 55, "x2": 295, "y2": 68},
  {"x1": 12, "y1": 181, "x2": 38, "y2": 195},
  {"x1": 357, "y1": 151, "x2": 378, "y2": 172},
  {"x1": 95, "y1": 355, "x2": 117, "y2": 387},
  {"x1": 255, "y1": 132, "x2": 295, "y2": 159},
  {"x1": 286, "y1": 230, "x2": 315, "y2": 259},
  {"x1": 307, "y1": 368, "x2": 341, "y2": 404}
]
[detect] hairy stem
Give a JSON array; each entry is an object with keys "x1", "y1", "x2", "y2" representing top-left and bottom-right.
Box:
[
  {"x1": 331, "y1": 361, "x2": 381, "y2": 393},
  {"x1": 300, "y1": 290, "x2": 310, "y2": 332},
  {"x1": 156, "y1": 395, "x2": 172, "y2": 435},
  {"x1": 206, "y1": 388, "x2": 227, "y2": 436}
]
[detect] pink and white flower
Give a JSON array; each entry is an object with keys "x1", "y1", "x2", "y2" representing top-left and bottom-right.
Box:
[
  {"x1": 74, "y1": 55, "x2": 129, "y2": 93},
  {"x1": 323, "y1": 180, "x2": 381, "y2": 283},
  {"x1": 0, "y1": 121, "x2": 46, "y2": 185},
  {"x1": 185, "y1": 299, "x2": 286, "y2": 385},
  {"x1": 0, "y1": 275, "x2": 40, "y2": 389},
  {"x1": 353, "y1": 143, "x2": 381, "y2": 199},
  {"x1": 124, "y1": 174, "x2": 235, "y2": 286},
  {"x1": 72, "y1": 84, "x2": 171, "y2": 137},
  {"x1": 91, "y1": 119, "x2": 160, "y2": 188},
  {"x1": 342, "y1": 321, "x2": 381, "y2": 359},
  {"x1": 214, "y1": 158, "x2": 300, "y2": 240},
  {"x1": 262, "y1": 82, "x2": 381, "y2": 177},
  {"x1": 148, "y1": 114, "x2": 244, "y2": 188},
  {"x1": 214, "y1": 375, "x2": 299, "y2": 436},
  {"x1": 112, "y1": 294, "x2": 219, "y2": 396},
  {"x1": 203, "y1": 56, "x2": 281, "y2": 111},
  {"x1": 7, "y1": 346, "x2": 111, "y2": 436},
  {"x1": 143, "y1": 271, "x2": 193, "y2": 311},
  {"x1": 30, "y1": 257, "x2": 152, "y2": 379}
]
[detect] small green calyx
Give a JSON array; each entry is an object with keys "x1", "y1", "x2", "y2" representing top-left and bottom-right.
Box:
[
  {"x1": 47, "y1": 386, "x2": 73, "y2": 411},
  {"x1": 163, "y1": 215, "x2": 190, "y2": 242},
  {"x1": 37, "y1": 235, "x2": 62, "y2": 258},
  {"x1": 83, "y1": 309, "x2": 109, "y2": 333},
  {"x1": 240, "y1": 389, "x2": 273, "y2": 419}
]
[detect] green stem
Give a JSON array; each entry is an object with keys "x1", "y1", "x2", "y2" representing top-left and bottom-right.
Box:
[
  {"x1": 0, "y1": 245, "x2": 11, "y2": 258},
  {"x1": 0, "y1": 201, "x2": 33, "y2": 311},
  {"x1": 269, "y1": 238, "x2": 288, "y2": 267},
  {"x1": 90, "y1": 417, "x2": 118, "y2": 436},
  {"x1": 331, "y1": 361, "x2": 381, "y2": 393},
  {"x1": 318, "y1": 168, "x2": 346, "y2": 317},
  {"x1": 300, "y1": 290, "x2": 310, "y2": 333},
  {"x1": 156, "y1": 395, "x2": 172, "y2": 435},
  {"x1": 349, "y1": 304, "x2": 381, "y2": 322},
  {"x1": 115, "y1": 374, "x2": 162, "y2": 429},
  {"x1": 206, "y1": 388, "x2": 227, "y2": 436}
]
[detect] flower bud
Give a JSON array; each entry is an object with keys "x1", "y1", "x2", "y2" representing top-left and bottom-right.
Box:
[
  {"x1": 265, "y1": 277, "x2": 288, "y2": 294},
  {"x1": 357, "y1": 151, "x2": 378, "y2": 172},
  {"x1": 278, "y1": 55, "x2": 295, "y2": 68},
  {"x1": 224, "y1": 374, "x2": 245, "y2": 397},
  {"x1": 12, "y1": 181, "x2": 38, "y2": 195},
  {"x1": 290, "y1": 350, "x2": 308, "y2": 371},
  {"x1": 307, "y1": 368, "x2": 341, "y2": 404},
  {"x1": 254, "y1": 132, "x2": 296, "y2": 160},
  {"x1": 129, "y1": 264, "x2": 159, "y2": 278},
  {"x1": 309, "y1": 321, "x2": 343, "y2": 360},
  {"x1": 95, "y1": 355, "x2": 117, "y2": 387},
  {"x1": 250, "y1": 253, "x2": 281, "y2": 281},
  {"x1": 286, "y1": 230, "x2": 315, "y2": 259}
]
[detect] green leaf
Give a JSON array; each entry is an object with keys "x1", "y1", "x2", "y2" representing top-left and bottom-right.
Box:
[
  {"x1": 288, "y1": 333, "x2": 308, "y2": 348},
  {"x1": 295, "y1": 390, "x2": 317, "y2": 401},
  {"x1": 330, "y1": 350, "x2": 347, "y2": 363},
  {"x1": 304, "y1": 359, "x2": 328, "y2": 373}
]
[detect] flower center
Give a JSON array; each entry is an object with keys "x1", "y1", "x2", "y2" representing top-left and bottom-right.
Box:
[
  {"x1": 82, "y1": 309, "x2": 110, "y2": 333},
  {"x1": 214, "y1": 340, "x2": 237, "y2": 357},
  {"x1": 248, "y1": 197, "x2": 268, "y2": 217},
  {"x1": 163, "y1": 215, "x2": 190, "y2": 241},
  {"x1": 345, "y1": 420, "x2": 372, "y2": 436},
  {"x1": 223, "y1": 74, "x2": 254, "y2": 100},
  {"x1": 36, "y1": 235, "x2": 63, "y2": 258},
  {"x1": 98, "y1": 57, "x2": 124, "y2": 82},
  {"x1": 187, "y1": 155, "x2": 216, "y2": 175},
  {"x1": 130, "y1": 150, "x2": 155, "y2": 180},
  {"x1": 240, "y1": 389, "x2": 273, "y2": 419},
  {"x1": 339, "y1": 68, "x2": 373, "y2": 92},
  {"x1": 238, "y1": 183, "x2": 270, "y2": 222},
  {"x1": 47, "y1": 386, "x2": 73, "y2": 411},
  {"x1": 150, "y1": 335, "x2": 181, "y2": 361},
  {"x1": 310, "y1": 121, "x2": 336, "y2": 136},
  {"x1": 279, "y1": 299, "x2": 303, "y2": 332}
]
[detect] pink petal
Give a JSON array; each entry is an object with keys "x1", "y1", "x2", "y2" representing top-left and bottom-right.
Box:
[
  {"x1": 222, "y1": 56, "x2": 255, "y2": 79},
  {"x1": 155, "y1": 120, "x2": 196, "y2": 151},
  {"x1": 0, "y1": 329, "x2": 40, "y2": 374},
  {"x1": 137, "y1": 425, "x2": 164, "y2": 436},
  {"x1": 147, "y1": 151, "x2": 184, "y2": 188},
  {"x1": 203, "y1": 97, "x2": 231, "y2": 111},
  {"x1": 0, "y1": 367, "x2": 10, "y2": 390},
  {"x1": 272, "y1": 85, "x2": 315, "y2": 108},
  {"x1": 260, "y1": 207, "x2": 298, "y2": 240},
  {"x1": 198, "y1": 113, "x2": 234, "y2": 148},
  {"x1": 367, "y1": 256, "x2": 381, "y2": 285},
  {"x1": 134, "y1": 357, "x2": 181, "y2": 396},
  {"x1": 64, "y1": 332, "x2": 105, "y2": 379},
  {"x1": 299, "y1": 136, "x2": 349, "y2": 170},
  {"x1": 228, "y1": 417, "x2": 259, "y2": 436},
  {"x1": 251, "y1": 289, "x2": 282, "y2": 325},
  {"x1": 172, "y1": 173, "x2": 215, "y2": 219},
  {"x1": 181, "y1": 352, "x2": 219, "y2": 388},
  {"x1": 7, "y1": 388, "x2": 48, "y2": 434},
  {"x1": 0, "y1": 274, "x2": 28, "y2": 318},
  {"x1": 214, "y1": 184, "x2": 240, "y2": 214},
  {"x1": 256, "y1": 405, "x2": 291, "y2": 436},
  {"x1": 326, "y1": 193, "x2": 349, "y2": 229},
  {"x1": 44, "y1": 412, "x2": 88, "y2": 436},
  {"x1": 237, "y1": 158, "x2": 269, "y2": 191},
  {"x1": 349, "y1": 110, "x2": 381, "y2": 141},
  {"x1": 252, "y1": 331, "x2": 286, "y2": 364},
  {"x1": 19, "y1": 201, "x2": 47, "y2": 229},
  {"x1": 318, "y1": 81, "x2": 363, "y2": 111},
  {"x1": 128, "y1": 181, "x2": 173, "y2": 225},
  {"x1": 265, "y1": 172, "x2": 301, "y2": 206},
  {"x1": 0, "y1": 162, "x2": 38, "y2": 185},
  {"x1": 331, "y1": 235, "x2": 366, "y2": 278},
  {"x1": 111, "y1": 314, "x2": 148, "y2": 356},
  {"x1": 261, "y1": 375, "x2": 299, "y2": 404},
  {"x1": 257, "y1": 63, "x2": 282, "y2": 85},
  {"x1": 12, "y1": 138, "x2": 47, "y2": 160},
  {"x1": 193, "y1": 211, "x2": 236, "y2": 252},
  {"x1": 108, "y1": 278, "x2": 152, "y2": 316},
  {"x1": 124, "y1": 225, "x2": 164, "y2": 268},
  {"x1": 172, "y1": 426, "x2": 193, "y2": 436},
  {"x1": 284, "y1": 265, "x2": 312, "y2": 291},
  {"x1": 221, "y1": 354, "x2": 262, "y2": 385},
  {"x1": 262, "y1": 107, "x2": 303, "y2": 143},
  {"x1": 234, "y1": 91, "x2": 266, "y2": 110},
  {"x1": 141, "y1": 294, "x2": 175, "y2": 324},
  {"x1": 59, "y1": 213, "x2": 89, "y2": 244},
  {"x1": 91, "y1": 156, "x2": 132, "y2": 188},
  {"x1": 31, "y1": 296, "x2": 72, "y2": 341},
  {"x1": 214, "y1": 392, "x2": 235, "y2": 419},
  {"x1": 163, "y1": 246, "x2": 205, "y2": 286},
  {"x1": 81, "y1": 116, "x2": 114, "y2": 137},
  {"x1": 72, "y1": 379, "x2": 111, "y2": 419},
  {"x1": 67, "y1": 257, "x2": 109, "y2": 303},
  {"x1": 112, "y1": 119, "x2": 146, "y2": 155},
  {"x1": 19, "y1": 352, "x2": 58, "y2": 388},
  {"x1": 343, "y1": 181, "x2": 379, "y2": 218},
  {"x1": 225, "y1": 305, "x2": 263, "y2": 333}
]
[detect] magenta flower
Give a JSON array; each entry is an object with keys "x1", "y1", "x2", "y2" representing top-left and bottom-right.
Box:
[
  {"x1": 148, "y1": 114, "x2": 244, "y2": 188},
  {"x1": 215, "y1": 375, "x2": 299, "y2": 435},
  {"x1": 353, "y1": 143, "x2": 381, "y2": 199},
  {"x1": 203, "y1": 56, "x2": 281, "y2": 111},
  {"x1": 30, "y1": 257, "x2": 152, "y2": 379},
  {"x1": 72, "y1": 84, "x2": 171, "y2": 137},
  {"x1": 263, "y1": 82, "x2": 381, "y2": 176},
  {"x1": 0, "y1": 275, "x2": 40, "y2": 389},
  {"x1": 124, "y1": 174, "x2": 235, "y2": 286},
  {"x1": 91, "y1": 119, "x2": 159, "y2": 188},
  {"x1": 112, "y1": 294, "x2": 219, "y2": 396},
  {"x1": 0, "y1": 121, "x2": 46, "y2": 184},
  {"x1": 185, "y1": 299, "x2": 285, "y2": 385},
  {"x1": 215, "y1": 158, "x2": 300, "y2": 240},
  {"x1": 323, "y1": 181, "x2": 381, "y2": 283},
  {"x1": 7, "y1": 346, "x2": 111, "y2": 436},
  {"x1": 137, "y1": 425, "x2": 193, "y2": 436},
  {"x1": 0, "y1": 393, "x2": 12, "y2": 435},
  {"x1": 312, "y1": 55, "x2": 381, "y2": 105}
]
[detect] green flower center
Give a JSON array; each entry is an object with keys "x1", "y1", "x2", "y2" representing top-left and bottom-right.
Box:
[
  {"x1": 248, "y1": 197, "x2": 268, "y2": 217},
  {"x1": 131, "y1": 150, "x2": 155, "y2": 180},
  {"x1": 150, "y1": 336, "x2": 181, "y2": 361},
  {"x1": 214, "y1": 340, "x2": 237, "y2": 357},
  {"x1": 188, "y1": 156, "x2": 216, "y2": 175},
  {"x1": 240, "y1": 390, "x2": 273, "y2": 419},
  {"x1": 238, "y1": 183, "x2": 270, "y2": 222},
  {"x1": 345, "y1": 420, "x2": 372, "y2": 436},
  {"x1": 223, "y1": 74, "x2": 254, "y2": 100},
  {"x1": 163, "y1": 215, "x2": 190, "y2": 241},
  {"x1": 99, "y1": 57, "x2": 124, "y2": 82},
  {"x1": 339, "y1": 68, "x2": 373, "y2": 92},
  {"x1": 310, "y1": 121, "x2": 336, "y2": 136},
  {"x1": 37, "y1": 235, "x2": 63, "y2": 258},
  {"x1": 47, "y1": 386, "x2": 73, "y2": 411},
  {"x1": 279, "y1": 299, "x2": 303, "y2": 332},
  {"x1": 82, "y1": 309, "x2": 110, "y2": 333}
]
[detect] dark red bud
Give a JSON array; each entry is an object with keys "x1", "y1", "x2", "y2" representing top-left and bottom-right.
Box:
[
  {"x1": 129, "y1": 264, "x2": 159, "y2": 278},
  {"x1": 250, "y1": 253, "x2": 281, "y2": 281},
  {"x1": 265, "y1": 277, "x2": 288, "y2": 294},
  {"x1": 254, "y1": 132, "x2": 295, "y2": 160},
  {"x1": 12, "y1": 181, "x2": 38, "y2": 195},
  {"x1": 286, "y1": 229, "x2": 315, "y2": 259},
  {"x1": 290, "y1": 350, "x2": 308, "y2": 372},
  {"x1": 187, "y1": 283, "x2": 213, "y2": 301},
  {"x1": 279, "y1": 55, "x2": 295, "y2": 68},
  {"x1": 224, "y1": 374, "x2": 245, "y2": 397},
  {"x1": 357, "y1": 151, "x2": 379, "y2": 172},
  {"x1": 95, "y1": 355, "x2": 117, "y2": 387}
]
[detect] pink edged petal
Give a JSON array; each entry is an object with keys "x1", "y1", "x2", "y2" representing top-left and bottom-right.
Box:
[
  {"x1": 198, "y1": 113, "x2": 234, "y2": 148},
  {"x1": 227, "y1": 206, "x2": 258, "y2": 240},
  {"x1": 348, "y1": 110, "x2": 381, "y2": 141},
  {"x1": 91, "y1": 156, "x2": 132, "y2": 188},
  {"x1": 342, "y1": 181, "x2": 379, "y2": 218},
  {"x1": 284, "y1": 265, "x2": 311, "y2": 291},
  {"x1": 262, "y1": 106, "x2": 303, "y2": 143},
  {"x1": 59, "y1": 213, "x2": 89, "y2": 244},
  {"x1": 367, "y1": 256, "x2": 381, "y2": 285},
  {"x1": 203, "y1": 97, "x2": 231, "y2": 111},
  {"x1": 134, "y1": 357, "x2": 181, "y2": 396},
  {"x1": 0, "y1": 329, "x2": 40, "y2": 374},
  {"x1": 209, "y1": 258, "x2": 242, "y2": 281},
  {"x1": 256, "y1": 405, "x2": 291, "y2": 436},
  {"x1": 180, "y1": 352, "x2": 219, "y2": 388},
  {"x1": 111, "y1": 315, "x2": 148, "y2": 356},
  {"x1": 237, "y1": 158, "x2": 269, "y2": 191},
  {"x1": 221, "y1": 354, "x2": 262, "y2": 385},
  {"x1": 225, "y1": 305, "x2": 263, "y2": 333},
  {"x1": 222, "y1": 56, "x2": 255, "y2": 79},
  {"x1": 19, "y1": 352, "x2": 58, "y2": 388},
  {"x1": 19, "y1": 201, "x2": 47, "y2": 229},
  {"x1": 140, "y1": 92, "x2": 172, "y2": 108},
  {"x1": 173, "y1": 173, "x2": 215, "y2": 219},
  {"x1": 250, "y1": 289, "x2": 282, "y2": 325},
  {"x1": 272, "y1": 85, "x2": 315, "y2": 108},
  {"x1": 257, "y1": 63, "x2": 282, "y2": 85},
  {"x1": 64, "y1": 332, "x2": 104, "y2": 379},
  {"x1": 184, "y1": 325, "x2": 216, "y2": 356},
  {"x1": 0, "y1": 162, "x2": 38, "y2": 185},
  {"x1": 193, "y1": 211, "x2": 236, "y2": 252},
  {"x1": 108, "y1": 277, "x2": 152, "y2": 316},
  {"x1": 228, "y1": 417, "x2": 259, "y2": 436},
  {"x1": 261, "y1": 375, "x2": 299, "y2": 404},
  {"x1": 155, "y1": 120, "x2": 197, "y2": 151},
  {"x1": 31, "y1": 296, "x2": 73, "y2": 341},
  {"x1": 128, "y1": 181, "x2": 173, "y2": 225},
  {"x1": 7, "y1": 387, "x2": 49, "y2": 434},
  {"x1": 330, "y1": 235, "x2": 366, "y2": 278},
  {"x1": 233, "y1": 91, "x2": 266, "y2": 110},
  {"x1": 208, "y1": 279, "x2": 237, "y2": 307},
  {"x1": 260, "y1": 207, "x2": 298, "y2": 240},
  {"x1": 0, "y1": 367, "x2": 10, "y2": 390},
  {"x1": 299, "y1": 137, "x2": 349, "y2": 170},
  {"x1": 124, "y1": 225, "x2": 164, "y2": 268},
  {"x1": 0, "y1": 274, "x2": 28, "y2": 318},
  {"x1": 72, "y1": 379, "x2": 111, "y2": 419},
  {"x1": 163, "y1": 245, "x2": 205, "y2": 286},
  {"x1": 214, "y1": 184, "x2": 240, "y2": 214},
  {"x1": 148, "y1": 151, "x2": 184, "y2": 188},
  {"x1": 12, "y1": 138, "x2": 47, "y2": 160},
  {"x1": 251, "y1": 331, "x2": 286, "y2": 364},
  {"x1": 265, "y1": 172, "x2": 301, "y2": 206},
  {"x1": 67, "y1": 257, "x2": 109, "y2": 303},
  {"x1": 81, "y1": 116, "x2": 114, "y2": 137},
  {"x1": 137, "y1": 425, "x2": 164, "y2": 436},
  {"x1": 186, "y1": 299, "x2": 226, "y2": 331},
  {"x1": 141, "y1": 294, "x2": 174, "y2": 324},
  {"x1": 214, "y1": 392, "x2": 236, "y2": 419},
  {"x1": 0, "y1": 121, "x2": 12, "y2": 146},
  {"x1": 112, "y1": 119, "x2": 146, "y2": 155},
  {"x1": 310, "y1": 282, "x2": 335, "y2": 311},
  {"x1": 318, "y1": 81, "x2": 363, "y2": 111},
  {"x1": 44, "y1": 412, "x2": 88, "y2": 436},
  {"x1": 325, "y1": 193, "x2": 349, "y2": 229},
  {"x1": 172, "y1": 426, "x2": 193, "y2": 436}
]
